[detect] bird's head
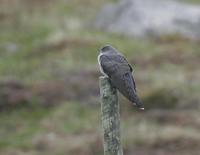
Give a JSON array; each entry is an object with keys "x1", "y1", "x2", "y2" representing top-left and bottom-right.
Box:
[{"x1": 100, "y1": 45, "x2": 117, "y2": 54}]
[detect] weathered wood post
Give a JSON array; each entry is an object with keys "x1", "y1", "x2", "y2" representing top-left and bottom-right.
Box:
[{"x1": 99, "y1": 76, "x2": 123, "y2": 155}]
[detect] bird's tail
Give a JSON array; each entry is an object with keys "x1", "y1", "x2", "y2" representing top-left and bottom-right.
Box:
[{"x1": 132, "y1": 93, "x2": 144, "y2": 110}]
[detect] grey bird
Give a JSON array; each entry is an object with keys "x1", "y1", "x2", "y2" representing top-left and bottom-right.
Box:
[{"x1": 98, "y1": 45, "x2": 144, "y2": 110}]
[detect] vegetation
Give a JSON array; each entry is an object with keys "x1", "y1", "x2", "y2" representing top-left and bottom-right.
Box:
[{"x1": 0, "y1": 0, "x2": 200, "y2": 155}]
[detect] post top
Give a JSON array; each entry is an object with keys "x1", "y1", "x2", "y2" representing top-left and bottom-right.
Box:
[
  {"x1": 99, "y1": 76, "x2": 109, "y2": 80},
  {"x1": 99, "y1": 76, "x2": 111, "y2": 86}
]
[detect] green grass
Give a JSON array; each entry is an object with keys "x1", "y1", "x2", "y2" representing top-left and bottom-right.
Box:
[
  {"x1": 0, "y1": 0, "x2": 199, "y2": 82},
  {"x1": 41, "y1": 103, "x2": 100, "y2": 134},
  {"x1": 0, "y1": 103, "x2": 100, "y2": 151},
  {"x1": 1, "y1": 102, "x2": 200, "y2": 154},
  {"x1": 0, "y1": 106, "x2": 50, "y2": 149},
  {"x1": 1, "y1": 28, "x2": 199, "y2": 81},
  {"x1": 0, "y1": 0, "x2": 200, "y2": 155}
]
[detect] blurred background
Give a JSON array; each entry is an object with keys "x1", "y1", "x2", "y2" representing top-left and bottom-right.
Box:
[{"x1": 0, "y1": 0, "x2": 200, "y2": 155}]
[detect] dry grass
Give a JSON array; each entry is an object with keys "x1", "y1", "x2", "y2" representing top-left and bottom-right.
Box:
[{"x1": 0, "y1": 0, "x2": 200, "y2": 155}]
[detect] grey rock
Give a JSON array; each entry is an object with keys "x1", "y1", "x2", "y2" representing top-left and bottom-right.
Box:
[{"x1": 95, "y1": 0, "x2": 200, "y2": 39}]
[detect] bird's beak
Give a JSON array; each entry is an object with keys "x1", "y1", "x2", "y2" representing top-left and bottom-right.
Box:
[{"x1": 139, "y1": 107, "x2": 144, "y2": 110}]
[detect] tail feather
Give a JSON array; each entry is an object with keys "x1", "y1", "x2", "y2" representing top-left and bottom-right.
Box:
[
  {"x1": 123, "y1": 72, "x2": 144, "y2": 110},
  {"x1": 110, "y1": 72, "x2": 144, "y2": 110},
  {"x1": 131, "y1": 93, "x2": 144, "y2": 110}
]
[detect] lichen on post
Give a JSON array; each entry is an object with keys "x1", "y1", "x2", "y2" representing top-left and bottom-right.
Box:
[{"x1": 99, "y1": 76, "x2": 123, "y2": 155}]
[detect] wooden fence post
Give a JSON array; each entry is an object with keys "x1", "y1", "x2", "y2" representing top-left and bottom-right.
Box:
[{"x1": 99, "y1": 76, "x2": 123, "y2": 155}]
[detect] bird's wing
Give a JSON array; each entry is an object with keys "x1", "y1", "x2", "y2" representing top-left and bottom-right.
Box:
[
  {"x1": 100, "y1": 54, "x2": 132, "y2": 73},
  {"x1": 110, "y1": 69, "x2": 143, "y2": 108},
  {"x1": 113, "y1": 54, "x2": 133, "y2": 72},
  {"x1": 119, "y1": 55, "x2": 133, "y2": 72},
  {"x1": 100, "y1": 54, "x2": 136, "y2": 91},
  {"x1": 99, "y1": 55, "x2": 119, "y2": 77}
]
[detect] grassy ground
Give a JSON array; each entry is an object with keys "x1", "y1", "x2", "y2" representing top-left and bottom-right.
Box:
[{"x1": 0, "y1": 0, "x2": 200, "y2": 155}]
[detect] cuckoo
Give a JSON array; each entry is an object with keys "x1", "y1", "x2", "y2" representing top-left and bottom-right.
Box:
[{"x1": 98, "y1": 45, "x2": 144, "y2": 110}]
